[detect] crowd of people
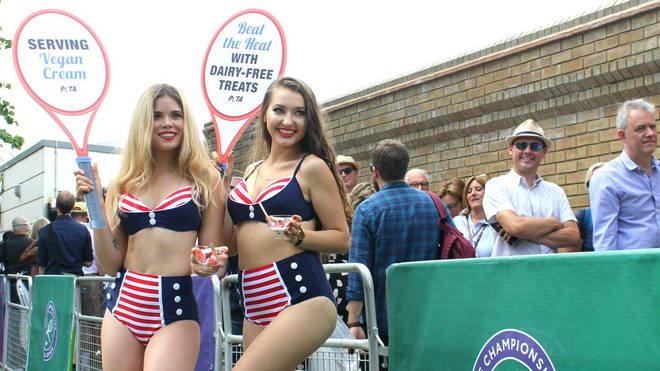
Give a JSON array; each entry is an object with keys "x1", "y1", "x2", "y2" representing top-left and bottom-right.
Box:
[
  {"x1": 340, "y1": 98, "x2": 658, "y2": 358},
  {"x1": 0, "y1": 77, "x2": 656, "y2": 370}
]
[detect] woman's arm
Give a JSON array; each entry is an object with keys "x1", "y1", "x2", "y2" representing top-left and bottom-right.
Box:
[
  {"x1": 194, "y1": 170, "x2": 228, "y2": 276},
  {"x1": 75, "y1": 165, "x2": 126, "y2": 275},
  {"x1": 214, "y1": 151, "x2": 238, "y2": 255},
  {"x1": 197, "y1": 170, "x2": 225, "y2": 250},
  {"x1": 291, "y1": 155, "x2": 350, "y2": 254}
]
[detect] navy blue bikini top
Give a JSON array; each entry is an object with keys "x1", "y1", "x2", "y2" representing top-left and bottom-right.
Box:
[
  {"x1": 117, "y1": 186, "x2": 201, "y2": 235},
  {"x1": 227, "y1": 155, "x2": 316, "y2": 225}
]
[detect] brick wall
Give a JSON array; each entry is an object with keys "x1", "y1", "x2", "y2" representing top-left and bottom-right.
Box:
[{"x1": 206, "y1": 0, "x2": 659, "y2": 211}]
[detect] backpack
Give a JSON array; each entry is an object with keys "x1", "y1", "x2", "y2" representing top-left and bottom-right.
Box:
[{"x1": 424, "y1": 191, "x2": 476, "y2": 259}]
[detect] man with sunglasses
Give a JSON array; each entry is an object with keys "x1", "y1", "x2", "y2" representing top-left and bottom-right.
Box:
[
  {"x1": 589, "y1": 99, "x2": 659, "y2": 251},
  {"x1": 337, "y1": 154, "x2": 361, "y2": 193},
  {"x1": 483, "y1": 119, "x2": 580, "y2": 256}
]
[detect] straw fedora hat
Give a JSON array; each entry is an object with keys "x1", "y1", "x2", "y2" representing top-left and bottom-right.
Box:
[
  {"x1": 336, "y1": 155, "x2": 360, "y2": 170},
  {"x1": 505, "y1": 119, "x2": 552, "y2": 149}
]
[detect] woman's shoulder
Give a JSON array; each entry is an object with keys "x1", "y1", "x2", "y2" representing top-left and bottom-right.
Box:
[
  {"x1": 296, "y1": 155, "x2": 336, "y2": 189},
  {"x1": 300, "y1": 154, "x2": 329, "y2": 171}
]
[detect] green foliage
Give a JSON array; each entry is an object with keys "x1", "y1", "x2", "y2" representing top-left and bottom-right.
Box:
[{"x1": 0, "y1": 25, "x2": 24, "y2": 150}]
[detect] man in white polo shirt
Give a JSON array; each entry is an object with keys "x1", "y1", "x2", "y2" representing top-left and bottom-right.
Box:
[{"x1": 483, "y1": 119, "x2": 580, "y2": 256}]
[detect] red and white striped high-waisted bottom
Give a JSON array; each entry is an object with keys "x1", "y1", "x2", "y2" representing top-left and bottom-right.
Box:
[
  {"x1": 240, "y1": 250, "x2": 334, "y2": 327},
  {"x1": 106, "y1": 269, "x2": 199, "y2": 345}
]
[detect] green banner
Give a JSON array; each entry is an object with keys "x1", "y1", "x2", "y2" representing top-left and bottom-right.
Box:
[
  {"x1": 387, "y1": 249, "x2": 660, "y2": 370},
  {"x1": 27, "y1": 275, "x2": 75, "y2": 371}
]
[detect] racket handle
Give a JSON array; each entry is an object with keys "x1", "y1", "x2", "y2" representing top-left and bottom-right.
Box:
[{"x1": 76, "y1": 157, "x2": 107, "y2": 229}]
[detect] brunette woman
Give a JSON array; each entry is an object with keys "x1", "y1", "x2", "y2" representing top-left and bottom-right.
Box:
[{"x1": 223, "y1": 77, "x2": 351, "y2": 370}]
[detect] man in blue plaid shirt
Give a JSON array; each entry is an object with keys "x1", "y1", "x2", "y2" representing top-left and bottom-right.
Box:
[{"x1": 347, "y1": 139, "x2": 443, "y2": 346}]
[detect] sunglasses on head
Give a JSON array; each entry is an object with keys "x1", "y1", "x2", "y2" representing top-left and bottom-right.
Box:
[
  {"x1": 514, "y1": 141, "x2": 544, "y2": 151},
  {"x1": 339, "y1": 167, "x2": 356, "y2": 176}
]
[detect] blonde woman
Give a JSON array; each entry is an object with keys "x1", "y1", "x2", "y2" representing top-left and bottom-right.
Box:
[
  {"x1": 223, "y1": 77, "x2": 351, "y2": 370},
  {"x1": 75, "y1": 84, "x2": 226, "y2": 370}
]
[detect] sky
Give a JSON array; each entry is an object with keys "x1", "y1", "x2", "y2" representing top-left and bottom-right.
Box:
[{"x1": 0, "y1": 0, "x2": 618, "y2": 162}]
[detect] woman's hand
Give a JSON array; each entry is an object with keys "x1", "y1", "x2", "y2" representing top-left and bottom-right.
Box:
[
  {"x1": 284, "y1": 215, "x2": 304, "y2": 246},
  {"x1": 190, "y1": 245, "x2": 229, "y2": 277},
  {"x1": 212, "y1": 150, "x2": 233, "y2": 185},
  {"x1": 74, "y1": 163, "x2": 102, "y2": 197}
]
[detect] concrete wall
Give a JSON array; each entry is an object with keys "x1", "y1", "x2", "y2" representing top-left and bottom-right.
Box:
[
  {"x1": 0, "y1": 140, "x2": 121, "y2": 230},
  {"x1": 207, "y1": 0, "x2": 660, "y2": 211}
]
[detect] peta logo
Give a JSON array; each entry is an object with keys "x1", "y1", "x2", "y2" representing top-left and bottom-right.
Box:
[
  {"x1": 43, "y1": 301, "x2": 58, "y2": 361},
  {"x1": 473, "y1": 329, "x2": 555, "y2": 371}
]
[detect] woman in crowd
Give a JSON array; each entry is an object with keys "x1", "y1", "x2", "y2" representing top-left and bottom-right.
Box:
[
  {"x1": 454, "y1": 175, "x2": 497, "y2": 257},
  {"x1": 76, "y1": 84, "x2": 226, "y2": 371},
  {"x1": 438, "y1": 177, "x2": 465, "y2": 218},
  {"x1": 224, "y1": 77, "x2": 351, "y2": 370},
  {"x1": 19, "y1": 217, "x2": 50, "y2": 277},
  {"x1": 577, "y1": 162, "x2": 605, "y2": 252}
]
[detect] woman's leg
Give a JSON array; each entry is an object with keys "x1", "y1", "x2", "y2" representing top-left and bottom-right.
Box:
[
  {"x1": 234, "y1": 297, "x2": 337, "y2": 371},
  {"x1": 100, "y1": 310, "x2": 145, "y2": 371},
  {"x1": 241, "y1": 318, "x2": 263, "y2": 351},
  {"x1": 143, "y1": 320, "x2": 200, "y2": 371}
]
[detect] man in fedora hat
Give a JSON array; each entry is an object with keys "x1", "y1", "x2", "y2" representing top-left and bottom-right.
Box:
[
  {"x1": 589, "y1": 98, "x2": 660, "y2": 250},
  {"x1": 483, "y1": 119, "x2": 580, "y2": 256},
  {"x1": 337, "y1": 154, "x2": 361, "y2": 193}
]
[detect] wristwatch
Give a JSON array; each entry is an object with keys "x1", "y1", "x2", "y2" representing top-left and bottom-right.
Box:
[{"x1": 295, "y1": 228, "x2": 305, "y2": 246}]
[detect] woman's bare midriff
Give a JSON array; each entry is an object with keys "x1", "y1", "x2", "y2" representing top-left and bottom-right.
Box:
[
  {"x1": 122, "y1": 228, "x2": 198, "y2": 276},
  {"x1": 236, "y1": 219, "x2": 317, "y2": 270}
]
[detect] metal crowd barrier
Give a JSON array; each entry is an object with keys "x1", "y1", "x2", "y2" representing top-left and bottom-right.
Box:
[
  {"x1": 0, "y1": 274, "x2": 111, "y2": 371},
  {"x1": 74, "y1": 275, "x2": 113, "y2": 371},
  {"x1": 3, "y1": 274, "x2": 32, "y2": 371},
  {"x1": 213, "y1": 262, "x2": 387, "y2": 371}
]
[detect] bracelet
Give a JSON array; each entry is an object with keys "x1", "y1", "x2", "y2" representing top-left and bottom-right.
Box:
[
  {"x1": 294, "y1": 228, "x2": 305, "y2": 246},
  {"x1": 347, "y1": 322, "x2": 362, "y2": 328}
]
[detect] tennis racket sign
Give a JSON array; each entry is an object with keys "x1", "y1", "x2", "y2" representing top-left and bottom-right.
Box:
[
  {"x1": 13, "y1": 9, "x2": 110, "y2": 228},
  {"x1": 202, "y1": 9, "x2": 286, "y2": 166}
]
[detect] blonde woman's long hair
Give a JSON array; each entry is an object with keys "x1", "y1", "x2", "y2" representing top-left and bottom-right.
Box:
[
  {"x1": 30, "y1": 217, "x2": 50, "y2": 241},
  {"x1": 106, "y1": 84, "x2": 217, "y2": 220}
]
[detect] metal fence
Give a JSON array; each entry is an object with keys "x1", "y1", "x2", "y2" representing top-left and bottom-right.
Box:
[
  {"x1": 1, "y1": 263, "x2": 386, "y2": 371},
  {"x1": 74, "y1": 275, "x2": 113, "y2": 371},
  {"x1": 213, "y1": 262, "x2": 387, "y2": 371},
  {"x1": 0, "y1": 274, "x2": 111, "y2": 371},
  {"x1": 2, "y1": 274, "x2": 32, "y2": 371}
]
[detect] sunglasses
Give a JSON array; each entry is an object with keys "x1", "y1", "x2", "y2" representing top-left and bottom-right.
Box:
[
  {"x1": 514, "y1": 141, "x2": 544, "y2": 151},
  {"x1": 339, "y1": 167, "x2": 356, "y2": 176}
]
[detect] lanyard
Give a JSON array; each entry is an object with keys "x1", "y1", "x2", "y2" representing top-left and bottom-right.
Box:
[{"x1": 467, "y1": 214, "x2": 487, "y2": 249}]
